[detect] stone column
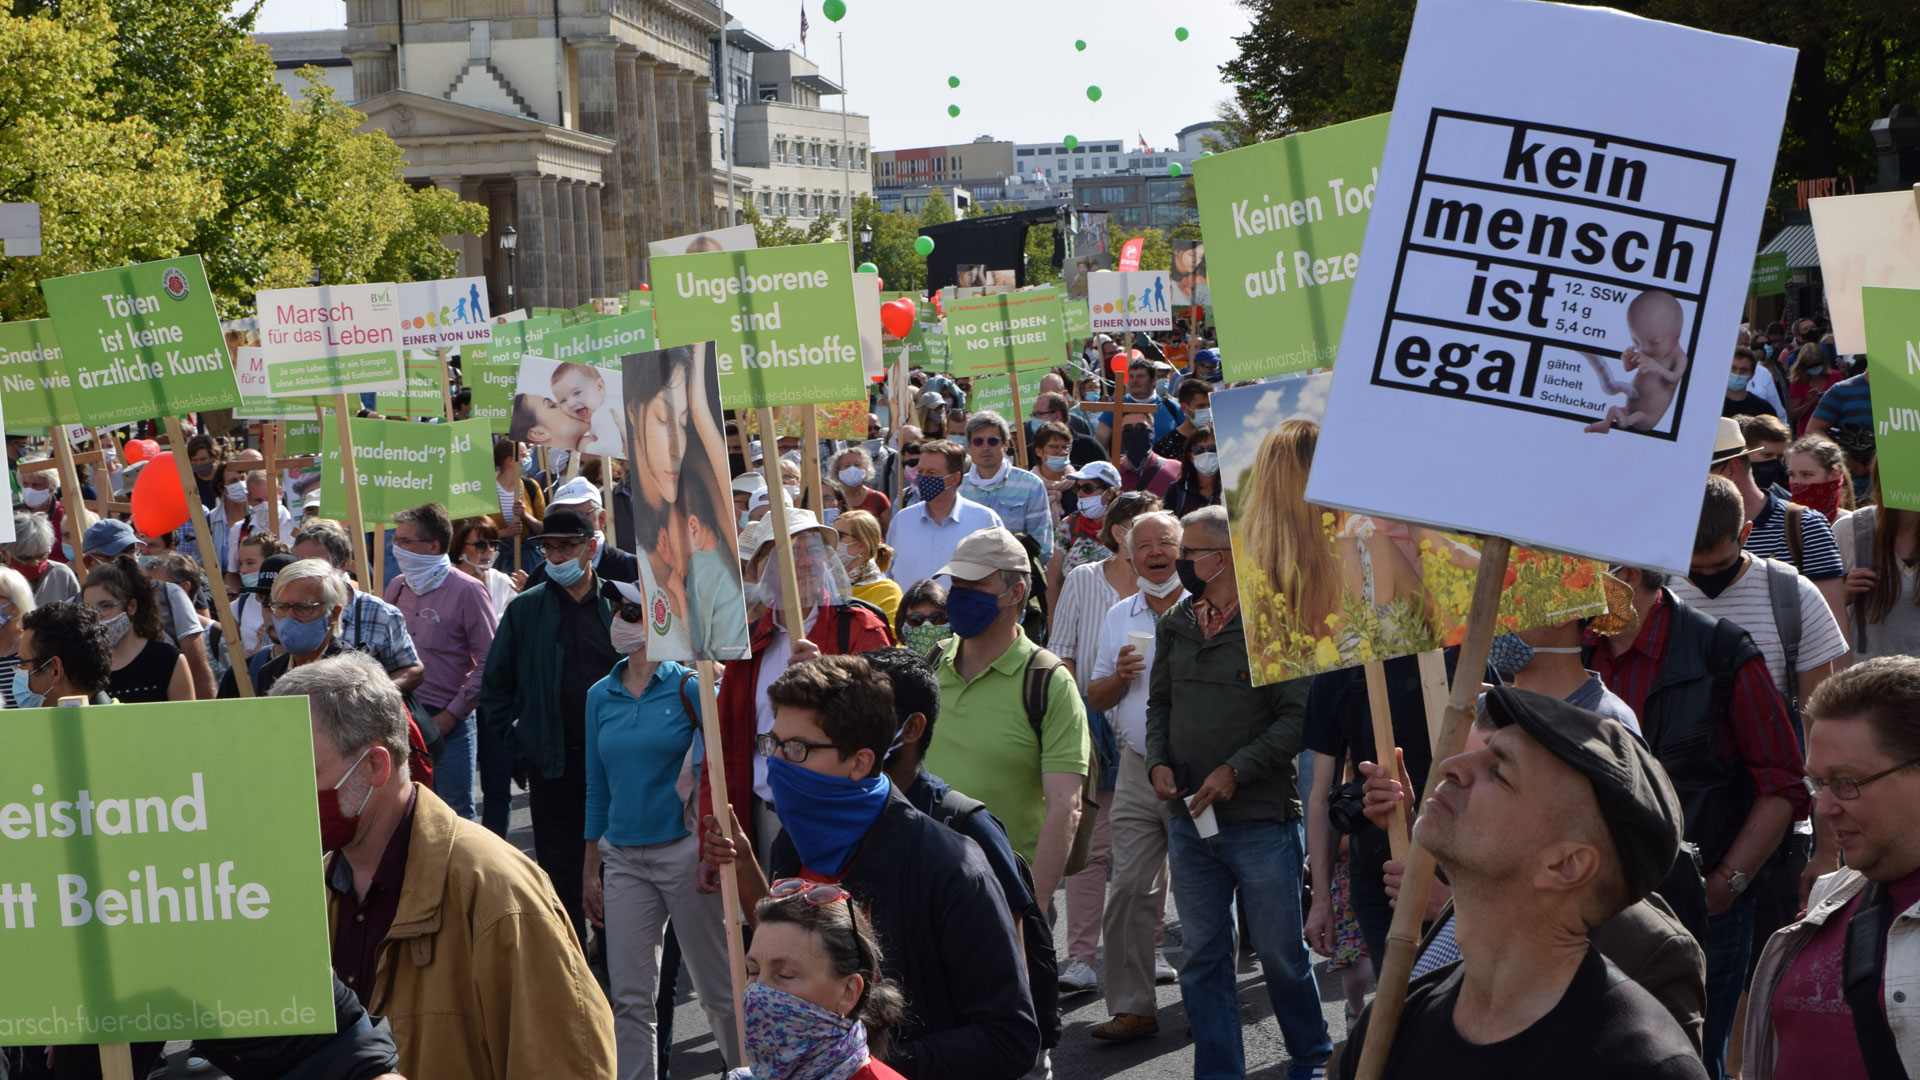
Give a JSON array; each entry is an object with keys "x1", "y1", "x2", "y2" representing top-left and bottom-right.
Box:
[
  {"x1": 572, "y1": 181, "x2": 594, "y2": 300},
  {"x1": 654, "y1": 65, "x2": 686, "y2": 241},
  {"x1": 346, "y1": 44, "x2": 396, "y2": 100},
  {"x1": 631, "y1": 56, "x2": 665, "y2": 283},
  {"x1": 430, "y1": 175, "x2": 480, "y2": 276},
  {"x1": 584, "y1": 185, "x2": 607, "y2": 299},
  {"x1": 686, "y1": 74, "x2": 715, "y2": 230},
  {"x1": 512, "y1": 173, "x2": 547, "y2": 310},
  {"x1": 542, "y1": 177, "x2": 564, "y2": 308},
  {"x1": 553, "y1": 179, "x2": 577, "y2": 307},
  {"x1": 574, "y1": 39, "x2": 627, "y2": 293},
  {"x1": 459, "y1": 178, "x2": 488, "y2": 284}
]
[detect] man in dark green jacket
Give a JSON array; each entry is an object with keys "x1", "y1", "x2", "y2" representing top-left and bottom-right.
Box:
[
  {"x1": 479, "y1": 506, "x2": 617, "y2": 941},
  {"x1": 1144, "y1": 505, "x2": 1331, "y2": 1080}
]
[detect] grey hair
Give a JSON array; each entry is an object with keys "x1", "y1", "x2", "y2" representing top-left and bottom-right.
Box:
[
  {"x1": 998, "y1": 567, "x2": 1030, "y2": 598},
  {"x1": 293, "y1": 520, "x2": 353, "y2": 568},
  {"x1": 271, "y1": 651, "x2": 411, "y2": 763},
  {"x1": 24, "y1": 459, "x2": 58, "y2": 490},
  {"x1": 271, "y1": 557, "x2": 348, "y2": 611},
  {"x1": 8, "y1": 511, "x2": 54, "y2": 560},
  {"x1": 0, "y1": 566, "x2": 34, "y2": 618},
  {"x1": 966, "y1": 410, "x2": 1012, "y2": 442},
  {"x1": 1180, "y1": 504, "x2": 1229, "y2": 544},
  {"x1": 1127, "y1": 511, "x2": 1182, "y2": 557},
  {"x1": 834, "y1": 446, "x2": 873, "y2": 474}
]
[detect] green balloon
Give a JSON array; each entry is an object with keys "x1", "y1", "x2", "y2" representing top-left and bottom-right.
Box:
[
  {"x1": 822, "y1": 0, "x2": 846, "y2": 21},
  {"x1": 914, "y1": 235, "x2": 935, "y2": 257},
  {"x1": 1063, "y1": 135, "x2": 1079, "y2": 150},
  {"x1": 1086, "y1": 85, "x2": 1102, "y2": 102},
  {"x1": 856, "y1": 262, "x2": 878, "y2": 275},
  {"x1": 1174, "y1": 26, "x2": 1189, "y2": 41},
  {"x1": 1168, "y1": 163, "x2": 1184, "y2": 177},
  {"x1": 1199, "y1": 151, "x2": 1213, "y2": 158},
  {"x1": 948, "y1": 76, "x2": 960, "y2": 88},
  {"x1": 1074, "y1": 39, "x2": 1086, "y2": 51},
  {"x1": 948, "y1": 104, "x2": 960, "y2": 117}
]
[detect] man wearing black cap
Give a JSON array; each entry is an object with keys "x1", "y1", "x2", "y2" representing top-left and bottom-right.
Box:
[
  {"x1": 1342, "y1": 687, "x2": 1705, "y2": 1080},
  {"x1": 479, "y1": 505, "x2": 618, "y2": 940}
]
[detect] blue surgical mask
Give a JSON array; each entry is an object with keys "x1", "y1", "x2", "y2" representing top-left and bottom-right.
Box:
[
  {"x1": 944, "y1": 585, "x2": 1005, "y2": 638},
  {"x1": 275, "y1": 613, "x2": 332, "y2": 655},
  {"x1": 1727, "y1": 374, "x2": 1750, "y2": 392},
  {"x1": 1044, "y1": 455, "x2": 1070, "y2": 472},
  {"x1": 60, "y1": 544, "x2": 73, "y2": 562},
  {"x1": 546, "y1": 554, "x2": 587, "y2": 587},
  {"x1": 240, "y1": 572, "x2": 261, "y2": 590},
  {"x1": 12, "y1": 661, "x2": 47, "y2": 709}
]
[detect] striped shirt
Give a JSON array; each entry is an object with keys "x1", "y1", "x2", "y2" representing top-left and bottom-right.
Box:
[
  {"x1": 1668, "y1": 558, "x2": 1849, "y2": 700},
  {"x1": 961, "y1": 461, "x2": 1056, "y2": 561},
  {"x1": 1744, "y1": 491, "x2": 1844, "y2": 581},
  {"x1": 1811, "y1": 372, "x2": 1873, "y2": 429}
]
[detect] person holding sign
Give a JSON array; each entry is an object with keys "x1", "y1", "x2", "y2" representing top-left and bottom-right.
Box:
[{"x1": 279, "y1": 652, "x2": 617, "y2": 1080}]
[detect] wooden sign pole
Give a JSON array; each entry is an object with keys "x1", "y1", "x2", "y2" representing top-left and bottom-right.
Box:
[
  {"x1": 53, "y1": 694, "x2": 139, "y2": 1080},
  {"x1": 330, "y1": 396, "x2": 375, "y2": 593},
  {"x1": 1362, "y1": 660, "x2": 1410, "y2": 861},
  {"x1": 1354, "y1": 538, "x2": 1512, "y2": 1080},
  {"x1": 49, "y1": 428, "x2": 89, "y2": 563},
  {"x1": 263, "y1": 422, "x2": 281, "y2": 541},
  {"x1": 697, "y1": 659, "x2": 750, "y2": 1065},
  {"x1": 801, "y1": 410, "x2": 823, "y2": 513},
  {"x1": 1416, "y1": 648, "x2": 1452, "y2": 758},
  {"x1": 756, "y1": 407, "x2": 809, "y2": 645},
  {"x1": 163, "y1": 415, "x2": 254, "y2": 697},
  {"x1": 1077, "y1": 396, "x2": 1160, "y2": 467},
  {"x1": 892, "y1": 355, "x2": 908, "y2": 510},
  {"x1": 436, "y1": 346, "x2": 456, "y2": 422}
]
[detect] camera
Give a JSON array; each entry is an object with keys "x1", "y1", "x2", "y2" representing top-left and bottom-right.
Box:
[{"x1": 1328, "y1": 780, "x2": 1370, "y2": 835}]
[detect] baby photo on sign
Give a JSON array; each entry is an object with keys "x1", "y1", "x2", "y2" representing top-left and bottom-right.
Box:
[
  {"x1": 509, "y1": 356, "x2": 627, "y2": 458},
  {"x1": 622, "y1": 342, "x2": 751, "y2": 661}
]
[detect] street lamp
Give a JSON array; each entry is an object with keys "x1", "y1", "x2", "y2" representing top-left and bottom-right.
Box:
[
  {"x1": 858, "y1": 222, "x2": 874, "y2": 266},
  {"x1": 499, "y1": 225, "x2": 518, "y2": 309}
]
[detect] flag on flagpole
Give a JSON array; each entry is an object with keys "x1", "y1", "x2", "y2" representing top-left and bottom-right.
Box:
[
  {"x1": 1136, "y1": 133, "x2": 1151, "y2": 152},
  {"x1": 800, "y1": 4, "x2": 809, "y2": 51}
]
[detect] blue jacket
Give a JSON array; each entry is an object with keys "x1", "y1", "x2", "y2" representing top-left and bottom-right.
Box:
[{"x1": 479, "y1": 581, "x2": 614, "y2": 780}]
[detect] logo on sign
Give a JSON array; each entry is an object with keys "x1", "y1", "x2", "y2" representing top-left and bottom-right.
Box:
[
  {"x1": 162, "y1": 267, "x2": 190, "y2": 301},
  {"x1": 652, "y1": 596, "x2": 672, "y2": 635}
]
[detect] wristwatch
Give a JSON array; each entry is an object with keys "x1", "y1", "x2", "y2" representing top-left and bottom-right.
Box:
[{"x1": 1719, "y1": 866, "x2": 1750, "y2": 895}]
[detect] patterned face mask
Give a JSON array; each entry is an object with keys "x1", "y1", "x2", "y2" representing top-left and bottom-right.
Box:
[{"x1": 728, "y1": 981, "x2": 869, "y2": 1080}]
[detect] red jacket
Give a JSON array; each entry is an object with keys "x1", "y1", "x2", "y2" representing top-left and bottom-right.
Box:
[{"x1": 702, "y1": 603, "x2": 893, "y2": 852}]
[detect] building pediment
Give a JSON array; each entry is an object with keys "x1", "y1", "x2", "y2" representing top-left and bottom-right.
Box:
[{"x1": 356, "y1": 89, "x2": 552, "y2": 140}]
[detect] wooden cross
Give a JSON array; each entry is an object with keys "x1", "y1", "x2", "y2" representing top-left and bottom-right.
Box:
[{"x1": 1075, "y1": 396, "x2": 1162, "y2": 470}]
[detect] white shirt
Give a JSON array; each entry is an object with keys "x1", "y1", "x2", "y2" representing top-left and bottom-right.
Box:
[
  {"x1": 1091, "y1": 587, "x2": 1184, "y2": 755},
  {"x1": 884, "y1": 492, "x2": 1003, "y2": 590},
  {"x1": 224, "y1": 507, "x2": 296, "y2": 573},
  {"x1": 1748, "y1": 361, "x2": 1787, "y2": 418},
  {"x1": 1669, "y1": 557, "x2": 1849, "y2": 698},
  {"x1": 1049, "y1": 560, "x2": 1122, "y2": 692},
  {"x1": 751, "y1": 609, "x2": 822, "y2": 804},
  {"x1": 482, "y1": 567, "x2": 517, "y2": 618}
]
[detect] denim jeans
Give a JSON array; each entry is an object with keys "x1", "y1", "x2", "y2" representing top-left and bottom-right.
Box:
[
  {"x1": 1701, "y1": 893, "x2": 1755, "y2": 1080},
  {"x1": 478, "y1": 718, "x2": 516, "y2": 836},
  {"x1": 1167, "y1": 811, "x2": 1331, "y2": 1078},
  {"x1": 437, "y1": 713, "x2": 477, "y2": 821}
]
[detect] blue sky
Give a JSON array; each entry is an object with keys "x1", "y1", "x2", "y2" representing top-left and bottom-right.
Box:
[{"x1": 245, "y1": 0, "x2": 1250, "y2": 152}]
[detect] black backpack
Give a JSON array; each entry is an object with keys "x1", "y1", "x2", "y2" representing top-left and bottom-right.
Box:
[
  {"x1": 1011, "y1": 532, "x2": 1051, "y2": 646},
  {"x1": 928, "y1": 788, "x2": 1063, "y2": 1051},
  {"x1": 834, "y1": 597, "x2": 896, "y2": 652}
]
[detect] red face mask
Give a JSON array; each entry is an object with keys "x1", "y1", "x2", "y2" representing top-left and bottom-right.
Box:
[
  {"x1": 1790, "y1": 477, "x2": 1845, "y2": 523},
  {"x1": 317, "y1": 747, "x2": 375, "y2": 852},
  {"x1": 8, "y1": 557, "x2": 47, "y2": 582}
]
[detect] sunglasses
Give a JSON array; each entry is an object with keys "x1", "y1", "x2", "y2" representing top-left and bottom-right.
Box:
[
  {"x1": 970, "y1": 436, "x2": 1003, "y2": 448},
  {"x1": 1073, "y1": 482, "x2": 1110, "y2": 495},
  {"x1": 767, "y1": 878, "x2": 853, "y2": 906},
  {"x1": 615, "y1": 600, "x2": 647, "y2": 624},
  {"x1": 1188, "y1": 445, "x2": 1216, "y2": 455},
  {"x1": 902, "y1": 611, "x2": 949, "y2": 627}
]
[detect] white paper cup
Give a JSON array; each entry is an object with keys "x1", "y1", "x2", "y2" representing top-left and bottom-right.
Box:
[
  {"x1": 1127, "y1": 630, "x2": 1153, "y2": 661},
  {"x1": 1186, "y1": 795, "x2": 1220, "y2": 838}
]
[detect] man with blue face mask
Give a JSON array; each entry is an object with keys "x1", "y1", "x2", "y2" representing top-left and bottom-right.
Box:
[
  {"x1": 480, "y1": 505, "x2": 618, "y2": 941},
  {"x1": 883, "y1": 439, "x2": 1002, "y2": 591}
]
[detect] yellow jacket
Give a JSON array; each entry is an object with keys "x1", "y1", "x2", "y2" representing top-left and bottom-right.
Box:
[{"x1": 326, "y1": 784, "x2": 615, "y2": 1080}]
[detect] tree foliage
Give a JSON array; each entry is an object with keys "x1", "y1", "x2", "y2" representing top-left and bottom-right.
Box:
[
  {"x1": 742, "y1": 204, "x2": 840, "y2": 248},
  {"x1": 1, "y1": 0, "x2": 488, "y2": 320},
  {"x1": 1221, "y1": 0, "x2": 1920, "y2": 198},
  {"x1": 1108, "y1": 228, "x2": 1173, "y2": 273}
]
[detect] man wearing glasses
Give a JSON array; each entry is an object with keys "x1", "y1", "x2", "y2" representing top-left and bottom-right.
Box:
[
  {"x1": 217, "y1": 557, "x2": 356, "y2": 698},
  {"x1": 1746, "y1": 657, "x2": 1920, "y2": 1080},
  {"x1": 959, "y1": 411, "x2": 1053, "y2": 568},
  {"x1": 481, "y1": 505, "x2": 619, "y2": 940}
]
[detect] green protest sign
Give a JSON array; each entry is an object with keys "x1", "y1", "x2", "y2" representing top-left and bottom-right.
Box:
[
  {"x1": 945, "y1": 287, "x2": 1067, "y2": 378},
  {"x1": 969, "y1": 374, "x2": 1017, "y2": 419},
  {"x1": 40, "y1": 256, "x2": 241, "y2": 425},
  {"x1": 1749, "y1": 251, "x2": 1789, "y2": 299},
  {"x1": 0, "y1": 318, "x2": 80, "y2": 432},
  {"x1": 880, "y1": 292, "x2": 932, "y2": 369},
  {"x1": 548, "y1": 310, "x2": 655, "y2": 368},
  {"x1": 1193, "y1": 112, "x2": 1389, "y2": 380},
  {"x1": 0, "y1": 698, "x2": 333, "y2": 1045},
  {"x1": 373, "y1": 351, "x2": 448, "y2": 419},
  {"x1": 281, "y1": 418, "x2": 323, "y2": 456},
  {"x1": 466, "y1": 316, "x2": 560, "y2": 433},
  {"x1": 652, "y1": 243, "x2": 865, "y2": 409},
  {"x1": 1865, "y1": 287, "x2": 1920, "y2": 511},
  {"x1": 231, "y1": 347, "x2": 323, "y2": 421},
  {"x1": 321, "y1": 415, "x2": 490, "y2": 520},
  {"x1": 922, "y1": 327, "x2": 950, "y2": 373},
  {"x1": 1061, "y1": 296, "x2": 1092, "y2": 340}
]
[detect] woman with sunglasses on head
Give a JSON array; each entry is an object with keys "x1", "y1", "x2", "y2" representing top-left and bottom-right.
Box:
[
  {"x1": 835, "y1": 510, "x2": 901, "y2": 626},
  {"x1": 733, "y1": 883, "x2": 908, "y2": 1080},
  {"x1": 1044, "y1": 460, "x2": 1126, "y2": 606},
  {"x1": 1163, "y1": 425, "x2": 1222, "y2": 517},
  {"x1": 452, "y1": 517, "x2": 527, "y2": 619},
  {"x1": 893, "y1": 579, "x2": 950, "y2": 654},
  {"x1": 584, "y1": 579, "x2": 741, "y2": 1080}
]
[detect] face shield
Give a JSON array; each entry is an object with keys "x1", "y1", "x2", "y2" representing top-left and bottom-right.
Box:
[{"x1": 751, "y1": 526, "x2": 852, "y2": 615}]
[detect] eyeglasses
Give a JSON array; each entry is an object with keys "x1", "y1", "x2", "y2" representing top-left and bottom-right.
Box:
[
  {"x1": 1803, "y1": 755, "x2": 1920, "y2": 801},
  {"x1": 615, "y1": 601, "x2": 648, "y2": 625},
  {"x1": 1073, "y1": 482, "x2": 1109, "y2": 496},
  {"x1": 1188, "y1": 445, "x2": 1216, "y2": 455},
  {"x1": 902, "y1": 459, "x2": 919, "y2": 469},
  {"x1": 755, "y1": 732, "x2": 849, "y2": 764},
  {"x1": 970, "y1": 436, "x2": 1003, "y2": 448},
  {"x1": 267, "y1": 600, "x2": 328, "y2": 618},
  {"x1": 902, "y1": 610, "x2": 948, "y2": 627},
  {"x1": 1179, "y1": 546, "x2": 1228, "y2": 559},
  {"x1": 532, "y1": 537, "x2": 589, "y2": 558},
  {"x1": 767, "y1": 878, "x2": 852, "y2": 906}
]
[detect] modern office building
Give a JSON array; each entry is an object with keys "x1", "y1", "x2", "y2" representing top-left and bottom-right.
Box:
[{"x1": 712, "y1": 23, "x2": 870, "y2": 226}]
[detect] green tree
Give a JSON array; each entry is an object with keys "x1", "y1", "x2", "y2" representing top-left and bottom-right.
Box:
[
  {"x1": 851, "y1": 195, "x2": 929, "y2": 292},
  {"x1": 1109, "y1": 228, "x2": 1173, "y2": 272},
  {"x1": 1221, "y1": 0, "x2": 1920, "y2": 194}
]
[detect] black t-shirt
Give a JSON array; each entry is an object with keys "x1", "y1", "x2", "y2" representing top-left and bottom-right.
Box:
[
  {"x1": 1302, "y1": 655, "x2": 1438, "y2": 799},
  {"x1": 1722, "y1": 394, "x2": 1777, "y2": 419},
  {"x1": 1340, "y1": 945, "x2": 1705, "y2": 1080}
]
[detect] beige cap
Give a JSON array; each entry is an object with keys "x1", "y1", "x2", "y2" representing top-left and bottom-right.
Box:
[{"x1": 935, "y1": 526, "x2": 1029, "y2": 581}]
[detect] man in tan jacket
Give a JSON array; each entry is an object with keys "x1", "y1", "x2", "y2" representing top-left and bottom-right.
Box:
[{"x1": 277, "y1": 652, "x2": 615, "y2": 1080}]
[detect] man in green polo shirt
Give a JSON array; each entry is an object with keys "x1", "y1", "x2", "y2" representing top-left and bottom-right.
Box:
[{"x1": 923, "y1": 526, "x2": 1089, "y2": 908}]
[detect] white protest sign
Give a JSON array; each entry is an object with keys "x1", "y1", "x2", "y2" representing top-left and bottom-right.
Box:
[
  {"x1": 231, "y1": 346, "x2": 319, "y2": 420},
  {"x1": 253, "y1": 284, "x2": 405, "y2": 396},
  {"x1": 1303, "y1": 0, "x2": 1793, "y2": 575},
  {"x1": 1086, "y1": 271, "x2": 1174, "y2": 333},
  {"x1": 649, "y1": 224, "x2": 758, "y2": 258},
  {"x1": 395, "y1": 276, "x2": 493, "y2": 349},
  {"x1": 1808, "y1": 190, "x2": 1920, "y2": 356},
  {"x1": 854, "y1": 271, "x2": 885, "y2": 382}
]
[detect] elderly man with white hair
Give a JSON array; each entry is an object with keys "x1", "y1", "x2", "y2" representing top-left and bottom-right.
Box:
[
  {"x1": 6, "y1": 510, "x2": 80, "y2": 605},
  {"x1": 0, "y1": 564, "x2": 34, "y2": 707}
]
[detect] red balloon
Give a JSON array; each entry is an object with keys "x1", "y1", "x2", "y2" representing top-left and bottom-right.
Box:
[
  {"x1": 880, "y1": 297, "x2": 918, "y2": 338},
  {"x1": 875, "y1": 278, "x2": 885, "y2": 290},
  {"x1": 130, "y1": 452, "x2": 190, "y2": 537},
  {"x1": 639, "y1": 282, "x2": 651, "y2": 291},
  {"x1": 124, "y1": 438, "x2": 160, "y2": 464},
  {"x1": 1109, "y1": 353, "x2": 1129, "y2": 373}
]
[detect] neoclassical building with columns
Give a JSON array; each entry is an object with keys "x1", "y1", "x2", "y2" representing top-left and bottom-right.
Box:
[{"x1": 266, "y1": 0, "x2": 731, "y2": 312}]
